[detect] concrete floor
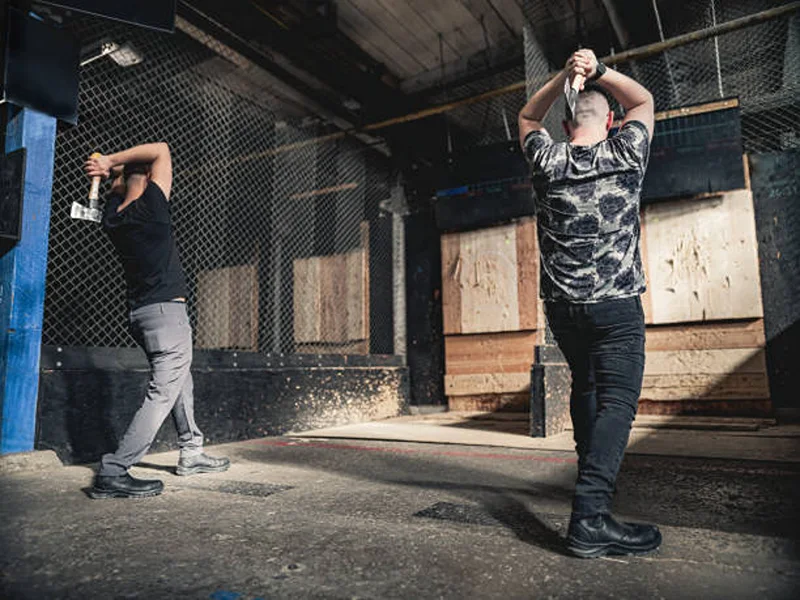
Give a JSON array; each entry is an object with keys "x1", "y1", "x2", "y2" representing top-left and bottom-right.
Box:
[{"x1": 1, "y1": 420, "x2": 799, "y2": 599}]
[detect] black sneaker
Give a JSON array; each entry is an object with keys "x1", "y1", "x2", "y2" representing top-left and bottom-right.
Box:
[
  {"x1": 176, "y1": 453, "x2": 230, "y2": 476},
  {"x1": 567, "y1": 513, "x2": 662, "y2": 558},
  {"x1": 89, "y1": 473, "x2": 164, "y2": 499}
]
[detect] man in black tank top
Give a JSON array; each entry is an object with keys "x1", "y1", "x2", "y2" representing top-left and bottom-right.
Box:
[{"x1": 84, "y1": 143, "x2": 229, "y2": 499}]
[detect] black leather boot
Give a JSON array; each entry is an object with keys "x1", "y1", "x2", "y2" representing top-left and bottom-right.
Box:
[
  {"x1": 567, "y1": 513, "x2": 662, "y2": 558},
  {"x1": 89, "y1": 473, "x2": 164, "y2": 499}
]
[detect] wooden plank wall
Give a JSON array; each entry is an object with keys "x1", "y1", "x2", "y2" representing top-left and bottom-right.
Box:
[
  {"x1": 292, "y1": 240, "x2": 369, "y2": 355},
  {"x1": 196, "y1": 264, "x2": 259, "y2": 351},
  {"x1": 442, "y1": 218, "x2": 539, "y2": 411},
  {"x1": 642, "y1": 190, "x2": 763, "y2": 324},
  {"x1": 440, "y1": 187, "x2": 771, "y2": 416},
  {"x1": 639, "y1": 188, "x2": 769, "y2": 411},
  {"x1": 442, "y1": 218, "x2": 538, "y2": 335}
]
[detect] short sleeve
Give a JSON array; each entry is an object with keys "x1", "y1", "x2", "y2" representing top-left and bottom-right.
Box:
[
  {"x1": 610, "y1": 120, "x2": 651, "y2": 171},
  {"x1": 143, "y1": 181, "x2": 171, "y2": 223},
  {"x1": 523, "y1": 129, "x2": 555, "y2": 175}
]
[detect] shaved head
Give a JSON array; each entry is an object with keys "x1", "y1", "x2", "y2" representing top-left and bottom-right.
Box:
[{"x1": 566, "y1": 89, "x2": 611, "y2": 128}]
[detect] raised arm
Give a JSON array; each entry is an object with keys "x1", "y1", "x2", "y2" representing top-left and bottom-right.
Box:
[
  {"x1": 109, "y1": 165, "x2": 126, "y2": 197},
  {"x1": 518, "y1": 67, "x2": 569, "y2": 147},
  {"x1": 84, "y1": 142, "x2": 173, "y2": 199},
  {"x1": 580, "y1": 50, "x2": 654, "y2": 139}
]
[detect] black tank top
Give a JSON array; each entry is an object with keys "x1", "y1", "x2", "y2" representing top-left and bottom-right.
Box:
[{"x1": 102, "y1": 181, "x2": 188, "y2": 310}]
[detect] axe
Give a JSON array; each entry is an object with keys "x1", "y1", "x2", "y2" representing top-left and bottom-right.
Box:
[
  {"x1": 564, "y1": 71, "x2": 585, "y2": 123},
  {"x1": 71, "y1": 152, "x2": 102, "y2": 223}
]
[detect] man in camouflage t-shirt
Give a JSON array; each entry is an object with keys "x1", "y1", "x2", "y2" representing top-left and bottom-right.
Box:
[{"x1": 518, "y1": 49, "x2": 660, "y2": 558}]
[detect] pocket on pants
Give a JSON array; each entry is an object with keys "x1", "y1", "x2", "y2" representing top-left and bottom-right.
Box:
[{"x1": 132, "y1": 306, "x2": 192, "y2": 355}]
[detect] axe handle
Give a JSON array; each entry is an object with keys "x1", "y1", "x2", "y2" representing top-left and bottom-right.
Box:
[{"x1": 88, "y1": 152, "x2": 102, "y2": 202}]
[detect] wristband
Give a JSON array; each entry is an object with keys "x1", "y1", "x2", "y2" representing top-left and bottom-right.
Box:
[{"x1": 589, "y1": 62, "x2": 607, "y2": 81}]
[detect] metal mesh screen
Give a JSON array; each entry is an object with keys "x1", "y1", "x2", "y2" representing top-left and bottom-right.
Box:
[
  {"x1": 383, "y1": 1, "x2": 798, "y2": 157},
  {"x1": 425, "y1": 64, "x2": 528, "y2": 148},
  {"x1": 517, "y1": 0, "x2": 800, "y2": 152},
  {"x1": 40, "y1": 1, "x2": 799, "y2": 354},
  {"x1": 46, "y1": 18, "x2": 397, "y2": 355},
  {"x1": 409, "y1": 0, "x2": 799, "y2": 154},
  {"x1": 613, "y1": 0, "x2": 799, "y2": 153}
]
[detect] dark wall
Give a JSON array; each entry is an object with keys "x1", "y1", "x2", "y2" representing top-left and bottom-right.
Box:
[
  {"x1": 36, "y1": 346, "x2": 409, "y2": 464},
  {"x1": 750, "y1": 151, "x2": 800, "y2": 420},
  {"x1": 404, "y1": 207, "x2": 445, "y2": 409}
]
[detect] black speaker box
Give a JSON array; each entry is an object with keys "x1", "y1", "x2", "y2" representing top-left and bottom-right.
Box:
[{"x1": 1, "y1": 6, "x2": 80, "y2": 124}]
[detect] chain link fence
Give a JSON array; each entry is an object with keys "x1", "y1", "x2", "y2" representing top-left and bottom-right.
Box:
[
  {"x1": 410, "y1": 0, "x2": 799, "y2": 154},
  {"x1": 46, "y1": 17, "x2": 397, "y2": 355},
  {"x1": 614, "y1": 0, "x2": 799, "y2": 153},
  {"x1": 43, "y1": 1, "x2": 798, "y2": 353},
  {"x1": 519, "y1": 0, "x2": 800, "y2": 152}
]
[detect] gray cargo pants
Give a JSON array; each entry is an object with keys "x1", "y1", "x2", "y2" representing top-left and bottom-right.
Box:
[{"x1": 99, "y1": 302, "x2": 204, "y2": 476}]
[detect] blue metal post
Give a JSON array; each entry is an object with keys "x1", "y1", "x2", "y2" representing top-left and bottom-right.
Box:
[{"x1": 0, "y1": 106, "x2": 57, "y2": 454}]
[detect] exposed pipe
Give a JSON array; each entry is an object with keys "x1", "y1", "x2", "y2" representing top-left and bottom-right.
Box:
[{"x1": 710, "y1": 0, "x2": 725, "y2": 98}]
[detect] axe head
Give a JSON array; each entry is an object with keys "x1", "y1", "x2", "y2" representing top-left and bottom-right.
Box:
[
  {"x1": 565, "y1": 88, "x2": 579, "y2": 122},
  {"x1": 564, "y1": 74, "x2": 584, "y2": 123},
  {"x1": 71, "y1": 201, "x2": 102, "y2": 223}
]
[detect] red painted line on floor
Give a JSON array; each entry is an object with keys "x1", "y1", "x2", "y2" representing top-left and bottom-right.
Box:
[{"x1": 251, "y1": 438, "x2": 578, "y2": 464}]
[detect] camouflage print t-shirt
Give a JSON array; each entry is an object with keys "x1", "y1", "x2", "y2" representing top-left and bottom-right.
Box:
[{"x1": 524, "y1": 120, "x2": 651, "y2": 303}]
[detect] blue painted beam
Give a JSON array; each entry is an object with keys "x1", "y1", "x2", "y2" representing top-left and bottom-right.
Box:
[{"x1": 0, "y1": 106, "x2": 57, "y2": 454}]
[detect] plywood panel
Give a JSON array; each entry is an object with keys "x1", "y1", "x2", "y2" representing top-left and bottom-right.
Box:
[
  {"x1": 641, "y1": 346, "x2": 769, "y2": 402},
  {"x1": 639, "y1": 210, "x2": 655, "y2": 325},
  {"x1": 516, "y1": 218, "x2": 539, "y2": 330},
  {"x1": 641, "y1": 373, "x2": 770, "y2": 401},
  {"x1": 645, "y1": 319, "x2": 765, "y2": 351},
  {"x1": 445, "y1": 372, "x2": 531, "y2": 396},
  {"x1": 644, "y1": 348, "x2": 767, "y2": 376},
  {"x1": 642, "y1": 190, "x2": 763, "y2": 324},
  {"x1": 322, "y1": 251, "x2": 367, "y2": 343},
  {"x1": 442, "y1": 218, "x2": 538, "y2": 336},
  {"x1": 196, "y1": 268, "x2": 230, "y2": 349},
  {"x1": 196, "y1": 264, "x2": 259, "y2": 350},
  {"x1": 319, "y1": 253, "x2": 347, "y2": 342},
  {"x1": 441, "y1": 232, "x2": 463, "y2": 335},
  {"x1": 293, "y1": 258, "x2": 322, "y2": 344},
  {"x1": 360, "y1": 221, "x2": 370, "y2": 354},
  {"x1": 293, "y1": 248, "x2": 367, "y2": 347},
  {"x1": 228, "y1": 265, "x2": 259, "y2": 350},
  {"x1": 638, "y1": 399, "x2": 772, "y2": 416},
  {"x1": 345, "y1": 249, "x2": 367, "y2": 341},
  {"x1": 459, "y1": 224, "x2": 521, "y2": 334},
  {"x1": 296, "y1": 340, "x2": 368, "y2": 355},
  {"x1": 448, "y1": 393, "x2": 529, "y2": 413},
  {"x1": 445, "y1": 331, "x2": 537, "y2": 375}
]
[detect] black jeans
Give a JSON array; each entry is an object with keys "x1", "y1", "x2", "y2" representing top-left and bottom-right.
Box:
[{"x1": 545, "y1": 295, "x2": 645, "y2": 518}]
